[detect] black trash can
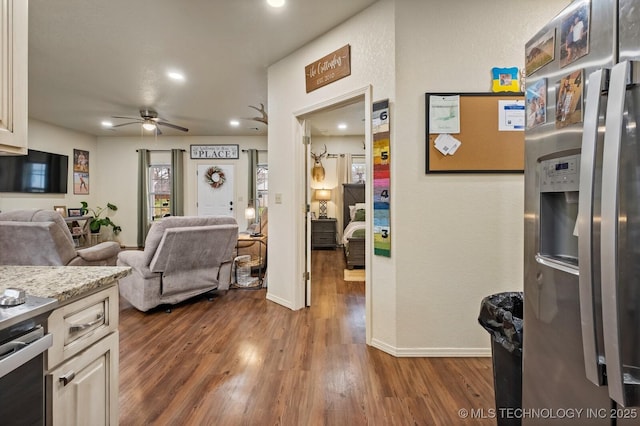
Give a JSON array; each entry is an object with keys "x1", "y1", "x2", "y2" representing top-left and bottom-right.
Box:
[{"x1": 478, "y1": 292, "x2": 523, "y2": 426}]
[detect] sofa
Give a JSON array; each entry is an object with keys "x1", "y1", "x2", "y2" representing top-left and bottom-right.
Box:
[
  {"x1": 0, "y1": 209, "x2": 121, "y2": 266},
  {"x1": 117, "y1": 215, "x2": 238, "y2": 312}
]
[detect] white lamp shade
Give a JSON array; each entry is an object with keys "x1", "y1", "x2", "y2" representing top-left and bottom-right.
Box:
[
  {"x1": 315, "y1": 189, "x2": 332, "y2": 201},
  {"x1": 245, "y1": 206, "x2": 256, "y2": 220}
]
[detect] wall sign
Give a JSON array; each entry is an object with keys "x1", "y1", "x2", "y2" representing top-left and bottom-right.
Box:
[
  {"x1": 373, "y1": 99, "x2": 391, "y2": 258},
  {"x1": 305, "y1": 45, "x2": 351, "y2": 93},
  {"x1": 190, "y1": 144, "x2": 239, "y2": 159}
]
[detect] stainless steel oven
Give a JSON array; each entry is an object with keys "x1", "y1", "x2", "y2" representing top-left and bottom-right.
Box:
[{"x1": 0, "y1": 289, "x2": 57, "y2": 426}]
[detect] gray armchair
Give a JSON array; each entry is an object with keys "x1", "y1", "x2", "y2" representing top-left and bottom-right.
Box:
[
  {"x1": 0, "y1": 209, "x2": 120, "y2": 266},
  {"x1": 117, "y1": 215, "x2": 238, "y2": 312}
]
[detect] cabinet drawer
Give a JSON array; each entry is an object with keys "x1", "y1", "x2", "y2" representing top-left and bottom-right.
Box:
[
  {"x1": 46, "y1": 285, "x2": 118, "y2": 370},
  {"x1": 313, "y1": 222, "x2": 335, "y2": 232},
  {"x1": 313, "y1": 234, "x2": 335, "y2": 244}
]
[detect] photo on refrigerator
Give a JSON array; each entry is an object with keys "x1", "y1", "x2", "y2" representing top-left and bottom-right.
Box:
[
  {"x1": 555, "y1": 70, "x2": 584, "y2": 128},
  {"x1": 559, "y1": 1, "x2": 591, "y2": 67},
  {"x1": 525, "y1": 78, "x2": 547, "y2": 129}
]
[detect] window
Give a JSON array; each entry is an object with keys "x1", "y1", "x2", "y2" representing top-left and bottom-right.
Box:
[
  {"x1": 351, "y1": 160, "x2": 365, "y2": 183},
  {"x1": 256, "y1": 164, "x2": 268, "y2": 207},
  {"x1": 149, "y1": 164, "x2": 171, "y2": 221}
]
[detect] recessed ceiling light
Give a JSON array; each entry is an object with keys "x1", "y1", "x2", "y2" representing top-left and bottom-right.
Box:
[
  {"x1": 338, "y1": 123, "x2": 347, "y2": 130},
  {"x1": 101, "y1": 121, "x2": 113, "y2": 127},
  {"x1": 230, "y1": 120, "x2": 240, "y2": 127},
  {"x1": 167, "y1": 71, "x2": 185, "y2": 81},
  {"x1": 267, "y1": 0, "x2": 285, "y2": 7}
]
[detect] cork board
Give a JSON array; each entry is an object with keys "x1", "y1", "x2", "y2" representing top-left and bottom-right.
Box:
[{"x1": 425, "y1": 92, "x2": 524, "y2": 173}]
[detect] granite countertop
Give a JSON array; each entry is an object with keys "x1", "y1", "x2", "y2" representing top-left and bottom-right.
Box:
[{"x1": 0, "y1": 266, "x2": 131, "y2": 303}]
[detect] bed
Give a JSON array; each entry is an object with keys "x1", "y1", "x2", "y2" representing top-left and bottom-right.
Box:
[{"x1": 342, "y1": 183, "x2": 366, "y2": 269}]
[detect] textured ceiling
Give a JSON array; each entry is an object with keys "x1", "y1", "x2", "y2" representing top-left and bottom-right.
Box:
[{"x1": 28, "y1": 0, "x2": 377, "y2": 137}]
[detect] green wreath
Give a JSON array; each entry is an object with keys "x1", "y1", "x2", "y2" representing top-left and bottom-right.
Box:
[{"x1": 204, "y1": 166, "x2": 226, "y2": 189}]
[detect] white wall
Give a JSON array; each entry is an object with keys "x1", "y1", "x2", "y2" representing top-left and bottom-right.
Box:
[
  {"x1": 392, "y1": 0, "x2": 569, "y2": 355},
  {"x1": 95, "y1": 135, "x2": 266, "y2": 247},
  {"x1": 268, "y1": 0, "x2": 569, "y2": 355},
  {"x1": 0, "y1": 119, "x2": 99, "y2": 213},
  {"x1": 268, "y1": 0, "x2": 397, "y2": 335}
]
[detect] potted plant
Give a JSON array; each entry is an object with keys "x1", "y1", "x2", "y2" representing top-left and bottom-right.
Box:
[{"x1": 80, "y1": 201, "x2": 122, "y2": 235}]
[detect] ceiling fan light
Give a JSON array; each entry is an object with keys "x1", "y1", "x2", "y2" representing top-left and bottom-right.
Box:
[
  {"x1": 267, "y1": 0, "x2": 285, "y2": 7},
  {"x1": 142, "y1": 122, "x2": 156, "y2": 131}
]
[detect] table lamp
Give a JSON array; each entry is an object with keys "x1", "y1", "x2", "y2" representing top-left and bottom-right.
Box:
[
  {"x1": 245, "y1": 200, "x2": 263, "y2": 237},
  {"x1": 315, "y1": 189, "x2": 331, "y2": 219}
]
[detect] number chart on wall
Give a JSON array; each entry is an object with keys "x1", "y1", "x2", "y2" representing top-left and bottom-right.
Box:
[{"x1": 373, "y1": 99, "x2": 391, "y2": 257}]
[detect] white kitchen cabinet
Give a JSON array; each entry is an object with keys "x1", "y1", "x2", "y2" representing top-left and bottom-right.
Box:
[
  {"x1": 0, "y1": 0, "x2": 28, "y2": 154},
  {"x1": 47, "y1": 332, "x2": 118, "y2": 426},
  {"x1": 45, "y1": 285, "x2": 120, "y2": 426}
]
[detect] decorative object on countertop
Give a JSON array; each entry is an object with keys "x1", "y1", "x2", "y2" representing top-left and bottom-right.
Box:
[
  {"x1": 80, "y1": 201, "x2": 121, "y2": 234},
  {"x1": 0, "y1": 209, "x2": 120, "y2": 266}
]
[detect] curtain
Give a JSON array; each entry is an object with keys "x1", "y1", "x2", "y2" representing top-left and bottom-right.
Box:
[
  {"x1": 170, "y1": 149, "x2": 184, "y2": 216},
  {"x1": 137, "y1": 149, "x2": 150, "y2": 247},
  {"x1": 247, "y1": 149, "x2": 258, "y2": 211},
  {"x1": 334, "y1": 153, "x2": 352, "y2": 243}
]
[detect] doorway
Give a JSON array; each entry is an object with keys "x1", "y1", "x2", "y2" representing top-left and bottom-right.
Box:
[{"x1": 295, "y1": 87, "x2": 372, "y2": 343}]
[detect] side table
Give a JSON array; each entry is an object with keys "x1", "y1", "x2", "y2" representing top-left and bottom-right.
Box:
[
  {"x1": 311, "y1": 218, "x2": 337, "y2": 249},
  {"x1": 236, "y1": 233, "x2": 268, "y2": 287}
]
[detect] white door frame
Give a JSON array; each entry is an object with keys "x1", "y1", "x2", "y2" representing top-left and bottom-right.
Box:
[{"x1": 293, "y1": 85, "x2": 373, "y2": 344}]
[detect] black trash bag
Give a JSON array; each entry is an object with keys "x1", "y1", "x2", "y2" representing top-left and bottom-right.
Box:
[{"x1": 478, "y1": 292, "x2": 523, "y2": 354}]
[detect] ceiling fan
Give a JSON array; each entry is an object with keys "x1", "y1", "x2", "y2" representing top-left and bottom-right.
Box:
[{"x1": 111, "y1": 109, "x2": 189, "y2": 134}]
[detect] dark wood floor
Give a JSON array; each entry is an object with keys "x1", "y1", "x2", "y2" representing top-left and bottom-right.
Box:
[{"x1": 119, "y1": 249, "x2": 496, "y2": 425}]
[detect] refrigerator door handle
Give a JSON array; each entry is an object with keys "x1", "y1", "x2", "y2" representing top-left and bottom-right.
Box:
[
  {"x1": 601, "y1": 60, "x2": 636, "y2": 407},
  {"x1": 577, "y1": 68, "x2": 606, "y2": 386}
]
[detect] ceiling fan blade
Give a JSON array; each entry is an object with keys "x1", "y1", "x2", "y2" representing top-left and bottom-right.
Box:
[
  {"x1": 156, "y1": 126, "x2": 163, "y2": 135},
  {"x1": 157, "y1": 121, "x2": 189, "y2": 132},
  {"x1": 112, "y1": 115, "x2": 141, "y2": 121},
  {"x1": 111, "y1": 121, "x2": 139, "y2": 128}
]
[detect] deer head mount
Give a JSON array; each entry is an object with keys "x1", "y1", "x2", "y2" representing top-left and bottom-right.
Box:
[{"x1": 310, "y1": 144, "x2": 327, "y2": 182}]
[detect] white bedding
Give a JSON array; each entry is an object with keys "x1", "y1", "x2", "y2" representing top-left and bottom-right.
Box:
[{"x1": 342, "y1": 221, "x2": 366, "y2": 245}]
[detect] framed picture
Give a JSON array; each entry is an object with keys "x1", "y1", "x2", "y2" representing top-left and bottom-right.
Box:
[
  {"x1": 67, "y1": 208, "x2": 83, "y2": 217},
  {"x1": 73, "y1": 149, "x2": 89, "y2": 173},
  {"x1": 525, "y1": 28, "x2": 555, "y2": 76},
  {"x1": 560, "y1": 2, "x2": 590, "y2": 68},
  {"x1": 53, "y1": 205, "x2": 67, "y2": 217},
  {"x1": 491, "y1": 67, "x2": 520, "y2": 93},
  {"x1": 556, "y1": 70, "x2": 584, "y2": 128},
  {"x1": 74, "y1": 172, "x2": 89, "y2": 194},
  {"x1": 526, "y1": 78, "x2": 547, "y2": 130}
]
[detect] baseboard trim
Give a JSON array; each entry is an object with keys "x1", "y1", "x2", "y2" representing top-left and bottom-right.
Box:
[
  {"x1": 370, "y1": 339, "x2": 491, "y2": 357},
  {"x1": 265, "y1": 292, "x2": 295, "y2": 309}
]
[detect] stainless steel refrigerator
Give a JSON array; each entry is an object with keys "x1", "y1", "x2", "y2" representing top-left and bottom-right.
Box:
[{"x1": 523, "y1": 0, "x2": 640, "y2": 424}]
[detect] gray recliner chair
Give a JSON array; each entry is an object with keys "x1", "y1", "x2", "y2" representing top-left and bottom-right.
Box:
[
  {"x1": 117, "y1": 215, "x2": 238, "y2": 312},
  {"x1": 0, "y1": 209, "x2": 120, "y2": 266}
]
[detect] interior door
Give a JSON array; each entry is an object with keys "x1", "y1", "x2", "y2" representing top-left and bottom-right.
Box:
[
  {"x1": 303, "y1": 120, "x2": 312, "y2": 307},
  {"x1": 197, "y1": 164, "x2": 235, "y2": 217}
]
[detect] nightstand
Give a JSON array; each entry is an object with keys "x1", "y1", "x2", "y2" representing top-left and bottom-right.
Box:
[{"x1": 311, "y1": 218, "x2": 337, "y2": 249}]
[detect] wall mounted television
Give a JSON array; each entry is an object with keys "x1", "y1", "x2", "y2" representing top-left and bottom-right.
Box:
[{"x1": 0, "y1": 149, "x2": 69, "y2": 193}]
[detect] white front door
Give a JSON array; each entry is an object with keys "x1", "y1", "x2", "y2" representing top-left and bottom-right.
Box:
[{"x1": 197, "y1": 164, "x2": 235, "y2": 217}]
